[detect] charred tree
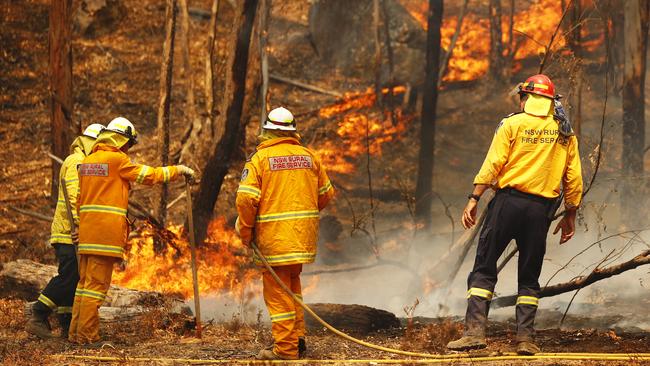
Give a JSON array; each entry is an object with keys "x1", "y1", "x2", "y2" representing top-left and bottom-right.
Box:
[
  {"x1": 49, "y1": 0, "x2": 74, "y2": 205},
  {"x1": 488, "y1": 0, "x2": 505, "y2": 82},
  {"x1": 179, "y1": 0, "x2": 220, "y2": 165},
  {"x1": 566, "y1": 0, "x2": 583, "y2": 136},
  {"x1": 157, "y1": 0, "x2": 177, "y2": 227},
  {"x1": 176, "y1": 0, "x2": 198, "y2": 158},
  {"x1": 414, "y1": 0, "x2": 442, "y2": 232},
  {"x1": 259, "y1": 0, "x2": 270, "y2": 129},
  {"x1": 193, "y1": 0, "x2": 258, "y2": 244},
  {"x1": 621, "y1": 0, "x2": 650, "y2": 226}
]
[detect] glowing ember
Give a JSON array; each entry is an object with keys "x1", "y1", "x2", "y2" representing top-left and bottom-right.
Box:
[{"x1": 113, "y1": 217, "x2": 260, "y2": 300}]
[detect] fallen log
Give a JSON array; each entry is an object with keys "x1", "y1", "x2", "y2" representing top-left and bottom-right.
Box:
[
  {"x1": 1, "y1": 260, "x2": 190, "y2": 321},
  {"x1": 304, "y1": 303, "x2": 400, "y2": 334},
  {"x1": 492, "y1": 250, "x2": 650, "y2": 308}
]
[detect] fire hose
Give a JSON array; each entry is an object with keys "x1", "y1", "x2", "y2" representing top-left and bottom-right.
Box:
[
  {"x1": 249, "y1": 242, "x2": 650, "y2": 362},
  {"x1": 250, "y1": 242, "x2": 453, "y2": 359}
]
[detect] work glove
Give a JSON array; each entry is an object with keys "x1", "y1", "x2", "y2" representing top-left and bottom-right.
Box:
[
  {"x1": 71, "y1": 228, "x2": 79, "y2": 246},
  {"x1": 176, "y1": 165, "x2": 196, "y2": 182}
]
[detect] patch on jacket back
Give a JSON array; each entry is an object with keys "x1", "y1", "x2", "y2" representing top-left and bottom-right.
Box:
[
  {"x1": 79, "y1": 163, "x2": 109, "y2": 176},
  {"x1": 269, "y1": 155, "x2": 313, "y2": 171}
]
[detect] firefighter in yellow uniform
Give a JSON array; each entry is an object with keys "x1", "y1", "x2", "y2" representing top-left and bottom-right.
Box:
[
  {"x1": 447, "y1": 75, "x2": 583, "y2": 355},
  {"x1": 235, "y1": 107, "x2": 335, "y2": 360},
  {"x1": 26, "y1": 124, "x2": 104, "y2": 339},
  {"x1": 69, "y1": 117, "x2": 195, "y2": 346}
]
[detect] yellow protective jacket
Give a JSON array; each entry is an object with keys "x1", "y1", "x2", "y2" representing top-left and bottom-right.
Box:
[
  {"x1": 50, "y1": 137, "x2": 95, "y2": 245},
  {"x1": 474, "y1": 112, "x2": 583, "y2": 208},
  {"x1": 77, "y1": 143, "x2": 180, "y2": 258},
  {"x1": 236, "y1": 137, "x2": 335, "y2": 266}
]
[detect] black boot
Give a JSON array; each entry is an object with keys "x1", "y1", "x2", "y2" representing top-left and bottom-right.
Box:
[
  {"x1": 26, "y1": 301, "x2": 54, "y2": 339},
  {"x1": 57, "y1": 313, "x2": 72, "y2": 339},
  {"x1": 298, "y1": 337, "x2": 307, "y2": 358},
  {"x1": 516, "y1": 300, "x2": 539, "y2": 354},
  {"x1": 447, "y1": 295, "x2": 490, "y2": 351}
]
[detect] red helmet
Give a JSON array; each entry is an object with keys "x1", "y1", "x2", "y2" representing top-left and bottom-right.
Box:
[{"x1": 518, "y1": 74, "x2": 555, "y2": 99}]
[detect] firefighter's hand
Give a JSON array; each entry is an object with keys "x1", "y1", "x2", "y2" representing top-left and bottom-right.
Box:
[
  {"x1": 553, "y1": 210, "x2": 576, "y2": 244},
  {"x1": 71, "y1": 228, "x2": 79, "y2": 246},
  {"x1": 118, "y1": 260, "x2": 128, "y2": 271},
  {"x1": 177, "y1": 165, "x2": 196, "y2": 182},
  {"x1": 462, "y1": 199, "x2": 478, "y2": 229}
]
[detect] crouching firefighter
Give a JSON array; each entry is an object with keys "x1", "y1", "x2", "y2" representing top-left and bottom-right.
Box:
[
  {"x1": 69, "y1": 117, "x2": 195, "y2": 346},
  {"x1": 26, "y1": 124, "x2": 105, "y2": 339},
  {"x1": 447, "y1": 74, "x2": 583, "y2": 355},
  {"x1": 235, "y1": 107, "x2": 335, "y2": 360}
]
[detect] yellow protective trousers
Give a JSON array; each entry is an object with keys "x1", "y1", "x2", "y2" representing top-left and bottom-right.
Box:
[
  {"x1": 69, "y1": 254, "x2": 116, "y2": 344},
  {"x1": 263, "y1": 264, "x2": 305, "y2": 359}
]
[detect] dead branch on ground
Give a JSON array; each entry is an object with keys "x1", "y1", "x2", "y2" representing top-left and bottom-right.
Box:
[
  {"x1": 269, "y1": 74, "x2": 343, "y2": 98},
  {"x1": 493, "y1": 248, "x2": 650, "y2": 308}
]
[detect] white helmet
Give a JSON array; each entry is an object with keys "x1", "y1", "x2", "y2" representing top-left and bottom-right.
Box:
[
  {"x1": 104, "y1": 117, "x2": 138, "y2": 145},
  {"x1": 82, "y1": 123, "x2": 105, "y2": 139},
  {"x1": 263, "y1": 107, "x2": 296, "y2": 131}
]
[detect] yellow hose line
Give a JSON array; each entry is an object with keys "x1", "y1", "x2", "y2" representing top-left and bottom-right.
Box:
[
  {"x1": 251, "y1": 243, "x2": 443, "y2": 359},
  {"x1": 251, "y1": 243, "x2": 648, "y2": 360},
  {"x1": 52, "y1": 354, "x2": 650, "y2": 364}
]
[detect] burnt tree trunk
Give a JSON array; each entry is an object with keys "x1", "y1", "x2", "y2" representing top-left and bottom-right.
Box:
[
  {"x1": 566, "y1": 0, "x2": 583, "y2": 136},
  {"x1": 621, "y1": 0, "x2": 649, "y2": 226},
  {"x1": 259, "y1": 0, "x2": 270, "y2": 130},
  {"x1": 176, "y1": 0, "x2": 198, "y2": 161},
  {"x1": 180, "y1": 0, "x2": 220, "y2": 165},
  {"x1": 414, "y1": 0, "x2": 442, "y2": 232},
  {"x1": 373, "y1": 0, "x2": 383, "y2": 106},
  {"x1": 193, "y1": 0, "x2": 258, "y2": 244},
  {"x1": 157, "y1": 0, "x2": 177, "y2": 226},
  {"x1": 488, "y1": 0, "x2": 505, "y2": 82},
  {"x1": 49, "y1": 0, "x2": 74, "y2": 206}
]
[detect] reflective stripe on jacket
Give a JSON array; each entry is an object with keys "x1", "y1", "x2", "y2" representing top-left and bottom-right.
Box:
[
  {"x1": 77, "y1": 143, "x2": 180, "y2": 258},
  {"x1": 50, "y1": 137, "x2": 94, "y2": 245},
  {"x1": 236, "y1": 137, "x2": 335, "y2": 266},
  {"x1": 473, "y1": 112, "x2": 583, "y2": 208},
  {"x1": 50, "y1": 152, "x2": 83, "y2": 244}
]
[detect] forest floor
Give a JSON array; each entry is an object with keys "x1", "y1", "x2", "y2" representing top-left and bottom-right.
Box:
[
  {"x1": 2, "y1": 298, "x2": 650, "y2": 365},
  {"x1": 1, "y1": 0, "x2": 647, "y2": 365}
]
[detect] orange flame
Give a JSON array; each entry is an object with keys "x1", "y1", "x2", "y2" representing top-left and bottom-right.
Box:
[
  {"x1": 315, "y1": 87, "x2": 411, "y2": 174},
  {"x1": 402, "y1": 0, "x2": 601, "y2": 82},
  {"x1": 113, "y1": 217, "x2": 260, "y2": 300}
]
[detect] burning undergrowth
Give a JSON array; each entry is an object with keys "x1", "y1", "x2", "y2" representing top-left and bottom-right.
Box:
[
  {"x1": 315, "y1": 87, "x2": 413, "y2": 174},
  {"x1": 402, "y1": 0, "x2": 604, "y2": 82},
  {"x1": 113, "y1": 217, "x2": 260, "y2": 302}
]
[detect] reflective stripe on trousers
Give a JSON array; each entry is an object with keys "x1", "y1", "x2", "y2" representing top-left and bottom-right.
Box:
[
  {"x1": 263, "y1": 264, "x2": 304, "y2": 359},
  {"x1": 69, "y1": 254, "x2": 115, "y2": 344}
]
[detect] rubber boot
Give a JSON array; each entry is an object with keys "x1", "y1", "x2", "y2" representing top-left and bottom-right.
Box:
[
  {"x1": 516, "y1": 303, "x2": 539, "y2": 355},
  {"x1": 25, "y1": 301, "x2": 54, "y2": 339},
  {"x1": 447, "y1": 296, "x2": 490, "y2": 351},
  {"x1": 298, "y1": 337, "x2": 307, "y2": 358},
  {"x1": 57, "y1": 313, "x2": 72, "y2": 339}
]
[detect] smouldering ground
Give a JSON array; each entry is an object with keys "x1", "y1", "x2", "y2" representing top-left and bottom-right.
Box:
[{"x1": 2, "y1": 299, "x2": 650, "y2": 365}]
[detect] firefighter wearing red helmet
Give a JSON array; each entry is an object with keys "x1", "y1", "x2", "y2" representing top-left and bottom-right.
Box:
[{"x1": 447, "y1": 74, "x2": 583, "y2": 355}]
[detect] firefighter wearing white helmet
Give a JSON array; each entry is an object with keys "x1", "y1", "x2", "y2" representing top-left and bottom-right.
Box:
[
  {"x1": 103, "y1": 116, "x2": 138, "y2": 145},
  {"x1": 69, "y1": 117, "x2": 196, "y2": 345},
  {"x1": 236, "y1": 106, "x2": 335, "y2": 360},
  {"x1": 263, "y1": 107, "x2": 297, "y2": 131},
  {"x1": 26, "y1": 123, "x2": 105, "y2": 340}
]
